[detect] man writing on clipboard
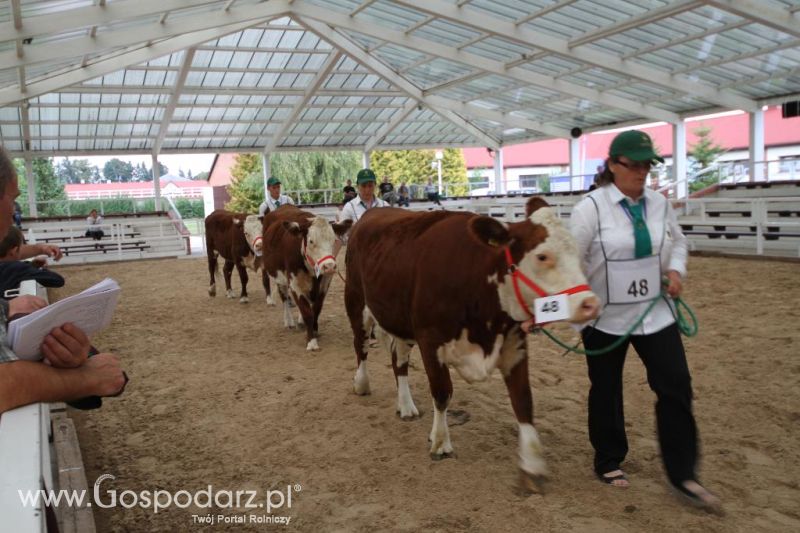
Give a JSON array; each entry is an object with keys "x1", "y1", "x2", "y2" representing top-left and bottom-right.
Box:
[{"x1": 0, "y1": 147, "x2": 127, "y2": 414}]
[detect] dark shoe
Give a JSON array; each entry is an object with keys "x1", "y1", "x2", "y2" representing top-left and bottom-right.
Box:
[{"x1": 672, "y1": 480, "x2": 723, "y2": 514}]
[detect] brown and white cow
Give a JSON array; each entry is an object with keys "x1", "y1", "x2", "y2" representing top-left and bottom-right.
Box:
[
  {"x1": 204, "y1": 209, "x2": 266, "y2": 304},
  {"x1": 344, "y1": 197, "x2": 599, "y2": 487},
  {"x1": 243, "y1": 214, "x2": 275, "y2": 306},
  {"x1": 260, "y1": 205, "x2": 352, "y2": 351}
]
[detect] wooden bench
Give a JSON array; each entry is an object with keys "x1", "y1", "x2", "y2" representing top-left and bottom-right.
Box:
[
  {"x1": 682, "y1": 227, "x2": 800, "y2": 240},
  {"x1": 37, "y1": 232, "x2": 141, "y2": 244},
  {"x1": 61, "y1": 241, "x2": 151, "y2": 256}
]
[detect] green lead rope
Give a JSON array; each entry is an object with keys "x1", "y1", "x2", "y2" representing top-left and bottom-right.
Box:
[{"x1": 535, "y1": 286, "x2": 699, "y2": 357}]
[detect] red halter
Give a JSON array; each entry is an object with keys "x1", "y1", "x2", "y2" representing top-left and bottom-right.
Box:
[
  {"x1": 302, "y1": 237, "x2": 334, "y2": 275},
  {"x1": 504, "y1": 247, "x2": 591, "y2": 321}
]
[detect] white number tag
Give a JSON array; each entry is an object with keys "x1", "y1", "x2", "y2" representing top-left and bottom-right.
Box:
[
  {"x1": 607, "y1": 255, "x2": 660, "y2": 304},
  {"x1": 533, "y1": 293, "x2": 570, "y2": 324}
]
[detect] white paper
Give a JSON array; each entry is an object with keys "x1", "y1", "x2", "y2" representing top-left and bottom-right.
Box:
[
  {"x1": 7, "y1": 278, "x2": 120, "y2": 361},
  {"x1": 533, "y1": 293, "x2": 570, "y2": 324}
]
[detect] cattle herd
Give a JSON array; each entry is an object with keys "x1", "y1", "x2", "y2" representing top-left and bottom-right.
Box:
[{"x1": 204, "y1": 199, "x2": 599, "y2": 490}]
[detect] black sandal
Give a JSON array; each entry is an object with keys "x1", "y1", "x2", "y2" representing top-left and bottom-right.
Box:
[{"x1": 597, "y1": 470, "x2": 629, "y2": 487}]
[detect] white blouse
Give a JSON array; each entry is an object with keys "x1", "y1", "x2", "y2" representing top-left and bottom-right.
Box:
[
  {"x1": 570, "y1": 183, "x2": 688, "y2": 336},
  {"x1": 258, "y1": 194, "x2": 294, "y2": 216},
  {"x1": 86, "y1": 215, "x2": 103, "y2": 227}
]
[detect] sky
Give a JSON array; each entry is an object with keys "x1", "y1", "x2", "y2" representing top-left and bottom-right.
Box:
[{"x1": 53, "y1": 153, "x2": 217, "y2": 178}]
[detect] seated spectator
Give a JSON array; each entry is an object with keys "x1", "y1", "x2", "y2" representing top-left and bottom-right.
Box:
[
  {"x1": 0, "y1": 227, "x2": 65, "y2": 296},
  {"x1": 0, "y1": 146, "x2": 125, "y2": 414},
  {"x1": 342, "y1": 179, "x2": 357, "y2": 203},
  {"x1": 424, "y1": 178, "x2": 442, "y2": 206},
  {"x1": 379, "y1": 176, "x2": 398, "y2": 205},
  {"x1": 397, "y1": 181, "x2": 410, "y2": 207},
  {"x1": 85, "y1": 209, "x2": 104, "y2": 240}
]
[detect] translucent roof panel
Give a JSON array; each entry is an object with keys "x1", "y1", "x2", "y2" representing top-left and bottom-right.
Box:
[{"x1": 0, "y1": 1, "x2": 797, "y2": 155}]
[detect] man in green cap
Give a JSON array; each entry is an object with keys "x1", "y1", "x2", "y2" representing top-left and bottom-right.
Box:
[
  {"x1": 339, "y1": 168, "x2": 387, "y2": 225},
  {"x1": 258, "y1": 176, "x2": 294, "y2": 216}
]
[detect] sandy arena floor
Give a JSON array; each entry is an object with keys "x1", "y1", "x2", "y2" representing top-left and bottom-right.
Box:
[{"x1": 50, "y1": 254, "x2": 799, "y2": 532}]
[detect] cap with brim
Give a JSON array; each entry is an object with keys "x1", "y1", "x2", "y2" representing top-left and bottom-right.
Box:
[
  {"x1": 267, "y1": 177, "x2": 281, "y2": 186},
  {"x1": 356, "y1": 168, "x2": 376, "y2": 185},
  {"x1": 609, "y1": 130, "x2": 664, "y2": 164}
]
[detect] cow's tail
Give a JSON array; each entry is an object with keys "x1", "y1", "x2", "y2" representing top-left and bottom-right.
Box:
[{"x1": 205, "y1": 234, "x2": 219, "y2": 274}]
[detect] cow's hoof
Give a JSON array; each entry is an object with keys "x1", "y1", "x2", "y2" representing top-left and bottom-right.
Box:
[
  {"x1": 429, "y1": 450, "x2": 455, "y2": 461},
  {"x1": 396, "y1": 408, "x2": 421, "y2": 420},
  {"x1": 517, "y1": 470, "x2": 547, "y2": 495},
  {"x1": 226, "y1": 290, "x2": 236, "y2": 299},
  {"x1": 306, "y1": 339, "x2": 320, "y2": 351},
  {"x1": 266, "y1": 295, "x2": 275, "y2": 306},
  {"x1": 239, "y1": 296, "x2": 249, "y2": 304},
  {"x1": 396, "y1": 400, "x2": 420, "y2": 420},
  {"x1": 208, "y1": 284, "x2": 216, "y2": 297},
  {"x1": 353, "y1": 378, "x2": 371, "y2": 396}
]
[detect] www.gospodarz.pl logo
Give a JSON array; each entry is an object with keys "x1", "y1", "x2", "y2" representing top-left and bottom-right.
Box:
[{"x1": 18, "y1": 473, "x2": 299, "y2": 524}]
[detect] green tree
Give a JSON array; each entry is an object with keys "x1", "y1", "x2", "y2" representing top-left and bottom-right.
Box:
[
  {"x1": 689, "y1": 126, "x2": 726, "y2": 192},
  {"x1": 194, "y1": 171, "x2": 210, "y2": 181},
  {"x1": 102, "y1": 158, "x2": 134, "y2": 182},
  {"x1": 225, "y1": 152, "x2": 362, "y2": 208},
  {"x1": 15, "y1": 158, "x2": 68, "y2": 216},
  {"x1": 225, "y1": 154, "x2": 264, "y2": 212},
  {"x1": 131, "y1": 162, "x2": 150, "y2": 182},
  {"x1": 56, "y1": 158, "x2": 95, "y2": 184},
  {"x1": 370, "y1": 148, "x2": 468, "y2": 196}
]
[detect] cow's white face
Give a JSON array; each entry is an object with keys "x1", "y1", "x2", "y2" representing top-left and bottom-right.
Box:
[
  {"x1": 509, "y1": 207, "x2": 599, "y2": 323},
  {"x1": 243, "y1": 215, "x2": 263, "y2": 256},
  {"x1": 471, "y1": 207, "x2": 599, "y2": 324},
  {"x1": 303, "y1": 216, "x2": 338, "y2": 276}
]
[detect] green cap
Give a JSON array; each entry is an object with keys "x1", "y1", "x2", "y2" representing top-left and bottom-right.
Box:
[
  {"x1": 356, "y1": 168, "x2": 376, "y2": 185},
  {"x1": 609, "y1": 130, "x2": 664, "y2": 163},
  {"x1": 267, "y1": 177, "x2": 281, "y2": 187}
]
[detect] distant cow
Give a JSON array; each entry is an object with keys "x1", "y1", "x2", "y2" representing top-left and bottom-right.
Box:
[
  {"x1": 259, "y1": 205, "x2": 352, "y2": 351},
  {"x1": 204, "y1": 209, "x2": 265, "y2": 304},
  {"x1": 243, "y1": 214, "x2": 275, "y2": 306},
  {"x1": 344, "y1": 198, "x2": 599, "y2": 488}
]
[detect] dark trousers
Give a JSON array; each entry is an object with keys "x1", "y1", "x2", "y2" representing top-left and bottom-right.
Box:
[
  {"x1": 85, "y1": 229, "x2": 104, "y2": 241},
  {"x1": 582, "y1": 323, "x2": 698, "y2": 485}
]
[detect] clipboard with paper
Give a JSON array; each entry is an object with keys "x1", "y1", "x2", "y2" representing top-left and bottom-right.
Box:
[{"x1": 6, "y1": 278, "x2": 120, "y2": 361}]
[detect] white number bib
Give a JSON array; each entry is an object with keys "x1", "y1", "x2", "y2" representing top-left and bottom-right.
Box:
[
  {"x1": 533, "y1": 293, "x2": 570, "y2": 324},
  {"x1": 607, "y1": 255, "x2": 661, "y2": 304}
]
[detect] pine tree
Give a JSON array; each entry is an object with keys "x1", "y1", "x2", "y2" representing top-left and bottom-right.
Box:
[
  {"x1": 690, "y1": 126, "x2": 725, "y2": 169},
  {"x1": 225, "y1": 154, "x2": 264, "y2": 212},
  {"x1": 689, "y1": 126, "x2": 726, "y2": 192}
]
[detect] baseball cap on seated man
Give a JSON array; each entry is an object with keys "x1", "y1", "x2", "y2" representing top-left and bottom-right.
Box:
[
  {"x1": 609, "y1": 130, "x2": 665, "y2": 164},
  {"x1": 356, "y1": 168, "x2": 376, "y2": 185},
  {"x1": 267, "y1": 177, "x2": 281, "y2": 186}
]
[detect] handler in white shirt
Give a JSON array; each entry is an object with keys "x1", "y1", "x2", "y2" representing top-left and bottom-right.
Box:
[
  {"x1": 335, "y1": 169, "x2": 386, "y2": 255},
  {"x1": 258, "y1": 177, "x2": 294, "y2": 216},
  {"x1": 339, "y1": 168, "x2": 387, "y2": 224},
  {"x1": 569, "y1": 130, "x2": 719, "y2": 511}
]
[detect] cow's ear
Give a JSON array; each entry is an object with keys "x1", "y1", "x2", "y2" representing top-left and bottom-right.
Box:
[
  {"x1": 330, "y1": 219, "x2": 353, "y2": 237},
  {"x1": 525, "y1": 196, "x2": 549, "y2": 217},
  {"x1": 282, "y1": 221, "x2": 302, "y2": 236},
  {"x1": 469, "y1": 216, "x2": 510, "y2": 248}
]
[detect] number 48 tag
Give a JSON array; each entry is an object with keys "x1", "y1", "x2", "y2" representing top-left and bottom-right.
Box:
[{"x1": 533, "y1": 293, "x2": 570, "y2": 324}]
